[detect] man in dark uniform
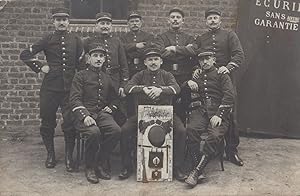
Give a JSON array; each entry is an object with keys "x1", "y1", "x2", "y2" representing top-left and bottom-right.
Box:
[
  {"x1": 154, "y1": 7, "x2": 196, "y2": 123},
  {"x1": 193, "y1": 8, "x2": 245, "y2": 166},
  {"x1": 118, "y1": 46, "x2": 187, "y2": 181},
  {"x1": 69, "y1": 43, "x2": 121, "y2": 183},
  {"x1": 19, "y1": 8, "x2": 84, "y2": 172},
  {"x1": 120, "y1": 11, "x2": 154, "y2": 117},
  {"x1": 120, "y1": 11, "x2": 154, "y2": 78},
  {"x1": 183, "y1": 51, "x2": 235, "y2": 187}
]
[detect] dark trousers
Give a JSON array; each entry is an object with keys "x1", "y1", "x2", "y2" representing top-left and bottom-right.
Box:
[
  {"x1": 75, "y1": 112, "x2": 121, "y2": 168},
  {"x1": 187, "y1": 107, "x2": 229, "y2": 157},
  {"x1": 225, "y1": 104, "x2": 240, "y2": 155},
  {"x1": 120, "y1": 114, "x2": 186, "y2": 169},
  {"x1": 39, "y1": 90, "x2": 75, "y2": 144}
]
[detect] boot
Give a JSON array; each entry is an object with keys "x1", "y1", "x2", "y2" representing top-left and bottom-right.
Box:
[
  {"x1": 42, "y1": 136, "x2": 56, "y2": 168},
  {"x1": 185, "y1": 155, "x2": 209, "y2": 188},
  {"x1": 65, "y1": 137, "x2": 75, "y2": 172},
  {"x1": 65, "y1": 141, "x2": 75, "y2": 172},
  {"x1": 85, "y1": 168, "x2": 99, "y2": 184}
]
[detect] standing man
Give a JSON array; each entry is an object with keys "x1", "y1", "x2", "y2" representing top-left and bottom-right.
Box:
[
  {"x1": 120, "y1": 11, "x2": 154, "y2": 116},
  {"x1": 70, "y1": 43, "x2": 121, "y2": 183},
  {"x1": 154, "y1": 7, "x2": 196, "y2": 122},
  {"x1": 183, "y1": 51, "x2": 235, "y2": 187},
  {"x1": 120, "y1": 11, "x2": 154, "y2": 78},
  {"x1": 193, "y1": 8, "x2": 245, "y2": 166},
  {"x1": 20, "y1": 8, "x2": 84, "y2": 172},
  {"x1": 155, "y1": 7, "x2": 196, "y2": 85},
  {"x1": 118, "y1": 46, "x2": 187, "y2": 181}
]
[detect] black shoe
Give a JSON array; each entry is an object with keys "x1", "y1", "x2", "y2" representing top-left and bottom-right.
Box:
[
  {"x1": 45, "y1": 152, "x2": 56, "y2": 168},
  {"x1": 174, "y1": 168, "x2": 187, "y2": 182},
  {"x1": 85, "y1": 168, "x2": 99, "y2": 184},
  {"x1": 185, "y1": 169, "x2": 199, "y2": 188},
  {"x1": 95, "y1": 165, "x2": 111, "y2": 180},
  {"x1": 227, "y1": 153, "x2": 244, "y2": 166},
  {"x1": 119, "y1": 168, "x2": 132, "y2": 180},
  {"x1": 65, "y1": 159, "x2": 74, "y2": 172}
]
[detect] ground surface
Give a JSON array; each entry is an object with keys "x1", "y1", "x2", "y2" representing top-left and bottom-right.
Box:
[{"x1": 0, "y1": 131, "x2": 300, "y2": 196}]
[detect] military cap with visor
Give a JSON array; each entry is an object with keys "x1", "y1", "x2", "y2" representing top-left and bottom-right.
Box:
[
  {"x1": 51, "y1": 7, "x2": 70, "y2": 18},
  {"x1": 205, "y1": 8, "x2": 221, "y2": 18},
  {"x1": 168, "y1": 7, "x2": 185, "y2": 17},
  {"x1": 96, "y1": 12, "x2": 112, "y2": 22}
]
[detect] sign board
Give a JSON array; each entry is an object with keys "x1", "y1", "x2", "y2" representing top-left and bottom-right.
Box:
[
  {"x1": 136, "y1": 105, "x2": 173, "y2": 182},
  {"x1": 236, "y1": 0, "x2": 300, "y2": 138}
]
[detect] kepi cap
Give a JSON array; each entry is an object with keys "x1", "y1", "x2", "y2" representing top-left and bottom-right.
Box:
[
  {"x1": 127, "y1": 11, "x2": 142, "y2": 20},
  {"x1": 51, "y1": 8, "x2": 70, "y2": 18},
  {"x1": 96, "y1": 12, "x2": 112, "y2": 22},
  {"x1": 205, "y1": 8, "x2": 221, "y2": 18},
  {"x1": 168, "y1": 7, "x2": 184, "y2": 17}
]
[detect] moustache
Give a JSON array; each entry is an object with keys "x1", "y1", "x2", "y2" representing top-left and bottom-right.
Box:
[
  {"x1": 101, "y1": 28, "x2": 109, "y2": 31},
  {"x1": 172, "y1": 21, "x2": 179, "y2": 25}
]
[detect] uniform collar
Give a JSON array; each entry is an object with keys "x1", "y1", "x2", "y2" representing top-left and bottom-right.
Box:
[
  {"x1": 146, "y1": 69, "x2": 161, "y2": 76},
  {"x1": 203, "y1": 66, "x2": 217, "y2": 73},
  {"x1": 208, "y1": 27, "x2": 221, "y2": 33},
  {"x1": 54, "y1": 30, "x2": 68, "y2": 35},
  {"x1": 88, "y1": 65, "x2": 104, "y2": 73},
  {"x1": 169, "y1": 28, "x2": 182, "y2": 34}
]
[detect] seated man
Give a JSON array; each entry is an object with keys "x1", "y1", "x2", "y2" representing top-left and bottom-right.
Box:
[
  {"x1": 183, "y1": 51, "x2": 235, "y2": 188},
  {"x1": 69, "y1": 44, "x2": 121, "y2": 184},
  {"x1": 118, "y1": 46, "x2": 187, "y2": 181}
]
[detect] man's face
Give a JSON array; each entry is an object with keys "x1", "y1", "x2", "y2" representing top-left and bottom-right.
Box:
[
  {"x1": 206, "y1": 14, "x2": 221, "y2": 30},
  {"x1": 199, "y1": 56, "x2": 215, "y2": 70},
  {"x1": 128, "y1": 17, "x2": 142, "y2": 32},
  {"x1": 168, "y1": 12, "x2": 184, "y2": 30},
  {"x1": 144, "y1": 55, "x2": 162, "y2": 72},
  {"x1": 53, "y1": 17, "x2": 69, "y2": 31},
  {"x1": 89, "y1": 51, "x2": 106, "y2": 68},
  {"x1": 96, "y1": 20, "x2": 112, "y2": 35}
]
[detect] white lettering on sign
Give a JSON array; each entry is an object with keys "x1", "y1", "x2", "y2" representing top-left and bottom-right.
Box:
[
  {"x1": 254, "y1": 1, "x2": 299, "y2": 32},
  {"x1": 254, "y1": 18, "x2": 299, "y2": 31},
  {"x1": 256, "y1": 0, "x2": 300, "y2": 12}
]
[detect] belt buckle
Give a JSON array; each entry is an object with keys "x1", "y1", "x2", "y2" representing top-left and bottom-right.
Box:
[
  {"x1": 172, "y1": 64, "x2": 178, "y2": 71},
  {"x1": 133, "y1": 58, "x2": 139, "y2": 65}
]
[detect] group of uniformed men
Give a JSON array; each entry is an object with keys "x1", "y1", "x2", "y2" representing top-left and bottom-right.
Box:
[{"x1": 20, "y1": 6, "x2": 245, "y2": 188}]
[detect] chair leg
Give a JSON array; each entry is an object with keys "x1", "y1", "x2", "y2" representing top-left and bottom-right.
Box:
[
  {"x1": 81, "y1": 138, "x2": 85, "y2": 161},
  {"x1": 219, "y1": 138, "x2": 225, "y2": 171},
  {"x1": 75, "y1": 133, "x2": 80, "y2": 170}
]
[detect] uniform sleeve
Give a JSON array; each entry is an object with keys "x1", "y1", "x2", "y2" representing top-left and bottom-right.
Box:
[
  {"x1": 124, "y1": 71, "x2": 145, "y2": 94},
  {"x1": 153, "y1": 34, "x2": 167, "y2": 52},
  {"x1": 69, "y1": 72, "x2": 91, "y2": 121},
  {"x1": 216, "y1": 74, "x2": 235, "y2": 120},
  {"x1": 226, "y1": 31, "x2": 245, "y2": 72},
  {"x1": 118, "y1": 40, "x2": 130, "y2": 87},
  {"x1": 160, "y1": 72, "x2": 181, "y2": 95},
  {"x1": 120, "y1": 34, "x2": 137, "y2": 53},
  {"x1": 175, "y1": 34, "x2": 197, "y2": 56},
  {"x1": 19, "y1": 34, "x2": 49, "y2": 73},
  {"x1": 108, "y1": 77, "x2": 120, "y2": 113},
  {"x1": 75, "y1": 35, "x2": 86, "y2": 71}
]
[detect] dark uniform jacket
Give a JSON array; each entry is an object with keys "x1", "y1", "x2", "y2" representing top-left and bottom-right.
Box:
[
  {"x1": 20, "y1": 31, "x2": 84, "y2": 92},
  {"x1": 84, "y1": 34, "x2": 129, "y2": 90},
  {"x1": 183, "y1": 67, "x2": 235, "y2": 120},
  {"x1": 120, "y1": 30, "x2": 154, "y2": 76},
  {"x1": 154, "y1": 29, "x2": 196, "y2": 77},
  {"x1": 194, "y1": 28, "x2": 244, "y2": 75},
  {"x1": 125, "y1": 69, "x2": 180, "y2": 105},
  {"x1": 69, "y1": 66, "x2": 119, "y2": 121}
]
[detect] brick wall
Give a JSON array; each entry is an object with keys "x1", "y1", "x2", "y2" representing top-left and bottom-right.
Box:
[{"x1": 0, "y1": 0, "x2": 239, "y2": 132}]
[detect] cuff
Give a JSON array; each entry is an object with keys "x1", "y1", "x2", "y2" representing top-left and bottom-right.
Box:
[{"x1": 73, "y1": 106, "x2": 90, "y2": 121}]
